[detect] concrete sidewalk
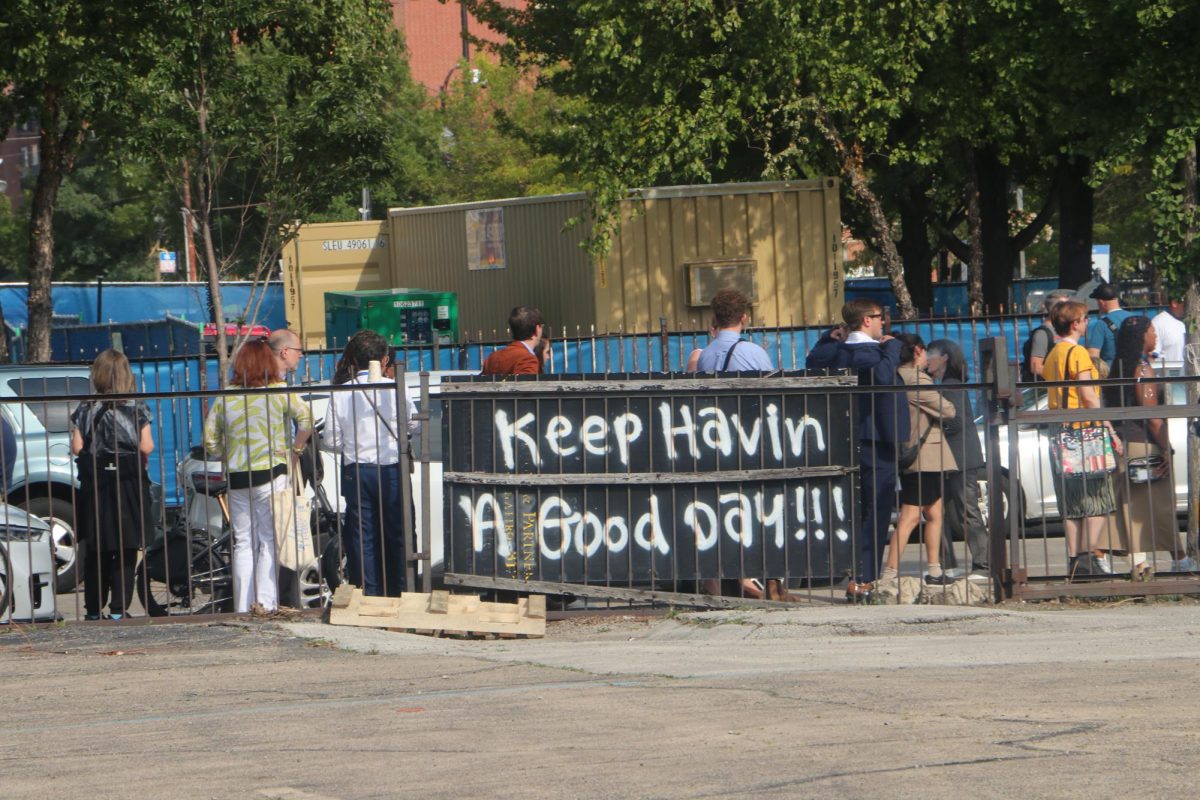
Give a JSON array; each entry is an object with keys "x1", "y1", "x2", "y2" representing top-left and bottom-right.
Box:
[{"x1": 3, "y1": 602, "x2": 1199, "y2": 799}]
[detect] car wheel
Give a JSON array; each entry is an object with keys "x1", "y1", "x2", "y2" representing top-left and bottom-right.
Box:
[
  {"x1": 19, "y1": 495, "x2": 78, "y2": 595},
  {"x1": 298, "y1": 556, "x2": 331, "y2": 608}
]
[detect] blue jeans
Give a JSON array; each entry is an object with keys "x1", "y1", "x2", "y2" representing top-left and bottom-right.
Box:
[{"x1": 341, "y1": 463, "x2": 405, "y2": 597}]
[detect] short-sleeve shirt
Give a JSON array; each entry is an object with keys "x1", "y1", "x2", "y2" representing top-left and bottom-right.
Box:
[
  {"x1": 696, "y1": 330, "x2": 774, "y2": 372},
  {"x1": 1152, "y1": 310, "x2": 1186, "y2": 364},
  {"x1": 70, "y1": 401, "x2": 152, "y2": 456},
  {"x1": 1083, "y1": 308, "x2": 1133, "y2": 363},
  {"x1": 1029, "y1": 322, "x2": 1056, "y2": 361},
  {"x1": 1043, "y1": 341, "x2": 1097, "y2": 411},
  {"x1": 203, "y1": 386, "x2": 312, "y2": 474}
]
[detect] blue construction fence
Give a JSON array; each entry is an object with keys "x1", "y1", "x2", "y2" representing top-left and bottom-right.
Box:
[
  {"x1": 120, "y1": 305, "x2": 1162, "y2": 510},
  {"x1": 844, "y1": 276, "x2": 1060, "y2": 316},
  {"x1": 0, "y1": 281, "x2": 285, "y2": 329}
]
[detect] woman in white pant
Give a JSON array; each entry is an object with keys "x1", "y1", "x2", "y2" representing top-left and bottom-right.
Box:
[{"x1": 204, "y1": 339, "x2": 312, "y2": 612}]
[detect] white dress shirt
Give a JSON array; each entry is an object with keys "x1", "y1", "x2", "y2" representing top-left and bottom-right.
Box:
[
  {"x1": 323, "y1": 371, "x2": 418, "y2": 466},
  {"x1": 1152, "y1": 310, "x2": 1186, "y2": 364}
]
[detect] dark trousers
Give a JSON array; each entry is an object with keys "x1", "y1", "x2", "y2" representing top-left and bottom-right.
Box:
[
  {"x1": 83, "y1": 547, "x2": 138, "y2": 616},
  {"x1": 945, "y1": 467, "x2": 989, "y2": 570},
  {"x1": 341, "y1": 463, "x2": 406, "y2": 597},
  {"x1": 858, "y1": 441, "x2": 898, "y2": 584}
]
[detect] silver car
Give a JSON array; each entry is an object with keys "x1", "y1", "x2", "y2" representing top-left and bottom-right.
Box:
[
  {"x1": 0, "y1": 366, "x2": 92, "y2": 593},
  {"x1": 0, "y1": 504, "x2": 58, "y2": 622}
]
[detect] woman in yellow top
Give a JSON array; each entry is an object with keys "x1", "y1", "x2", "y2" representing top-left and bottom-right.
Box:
[{"x1": 1041, "y1": 300, "x2": 1123, "y2": 578}]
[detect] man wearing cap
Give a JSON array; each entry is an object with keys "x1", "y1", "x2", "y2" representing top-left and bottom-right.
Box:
[{"x1": 1084, "y1": 284, "x2": 1132, "y2": 373}]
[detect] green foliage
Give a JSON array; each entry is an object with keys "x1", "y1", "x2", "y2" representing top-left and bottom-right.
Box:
[
  {"x1": 436, "y1": 60, "x2": 580, "y2": 202},
  {"x1": 130, "y1": 0, "x2": 441, "y2": 280},
  {"x1": 0, "y1": 197, "x2": 24, "y2": 280}
]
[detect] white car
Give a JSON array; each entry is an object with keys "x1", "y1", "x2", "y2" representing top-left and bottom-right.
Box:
[
  {"x1": 0, "y1": 504, "x2": 58, "y2": 623},
  {"x1": 989, "y1": 378, "x2": 1191, "y2": 522}
]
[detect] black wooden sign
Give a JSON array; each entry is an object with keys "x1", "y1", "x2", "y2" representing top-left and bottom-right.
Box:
[{"x1": 441, "y1": 373, "x2": 858, "y2": 585}]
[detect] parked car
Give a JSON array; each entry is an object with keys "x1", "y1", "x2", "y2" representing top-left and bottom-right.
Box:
[
  {"x1": 986, "y1": 372, "x2": 1192, "y2": 522},
  {"x1": 0, "y1": 365, "x2": 92, "y2": 593},
  {"x1": 0, "y1": 504, "x2": 58, "y2": 622}
]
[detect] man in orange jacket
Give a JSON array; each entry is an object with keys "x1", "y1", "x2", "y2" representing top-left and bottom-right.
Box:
[{"x1": 482, "y1": 306, "x2": 545, "y2": 375}]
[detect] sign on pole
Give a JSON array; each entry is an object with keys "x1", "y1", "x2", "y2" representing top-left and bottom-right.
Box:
[{"x1": 158, "y1": 250, "x2": 178, "y2": 275}]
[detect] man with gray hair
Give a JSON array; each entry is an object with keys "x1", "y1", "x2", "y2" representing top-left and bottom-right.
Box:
[
  {"x1": 269, "y1": 328, "x2": 304, "y2": 381},
  {"x1": 1021, "y1": 289, "x2": 1073, "y2": 381}
]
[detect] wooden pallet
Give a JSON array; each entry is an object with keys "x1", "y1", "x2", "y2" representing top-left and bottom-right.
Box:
[{"x1": 328, "y1": 586, "x2": 546, "y2": 638}]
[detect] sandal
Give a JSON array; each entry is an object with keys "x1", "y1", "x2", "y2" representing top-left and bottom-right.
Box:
[
  {"x1": 845, "y1": 580, "x2": 875, "y2": 603},
  {"x1": 767, "y1": 580, "x2": 803, "y2": 603}
]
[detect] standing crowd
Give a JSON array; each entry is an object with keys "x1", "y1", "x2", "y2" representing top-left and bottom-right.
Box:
[{"x1": 61, "y1": 286, "x2": 1195, "y2": 618}]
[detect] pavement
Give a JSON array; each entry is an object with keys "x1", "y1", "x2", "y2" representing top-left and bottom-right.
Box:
[{"x1": 4, "y1": 601, "x2": 1200, "y2": 799}]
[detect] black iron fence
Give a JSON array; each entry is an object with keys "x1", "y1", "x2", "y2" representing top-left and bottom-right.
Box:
[{"x1": 5, "y1": 326, "x2": 1200, "y2": 624}]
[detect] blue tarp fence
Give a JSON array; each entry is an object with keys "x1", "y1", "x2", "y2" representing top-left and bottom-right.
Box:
[
  {"x1": 0, "y1": 281, "x2": 285, "y2": 330},
  {"x1": 845, "y1": 276, "x2": 1060, "y2": 316},
  {"x1": 109, "y1": 303, "x2": 1160, "y2": 509}
]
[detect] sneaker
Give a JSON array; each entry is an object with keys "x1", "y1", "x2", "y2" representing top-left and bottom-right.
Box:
[
  {"x1": 107, "y1": 613, "x2": 123, "y2": 621},
  {"x1": 1173, "y1": 556, "x2": 1199, "y2": 572},
  {"x1": 1093, "y1": 554, "x2": 1113, "y2": 574},
  {"x1": 942, "y1": 567, "x2": 966, "y2": 580},
  {"x1": 84, "y1": 613, "x2": 102, "y2": 621},
  {"x1": 1069, "y1": 555, "x2": 1095, "y2": 578},
  {"x1": 923, "y1": 572, "x2": 954, "y2": 586},
  {"x1": 967, "y1": 569, "x2": 991, "y2": 583}
]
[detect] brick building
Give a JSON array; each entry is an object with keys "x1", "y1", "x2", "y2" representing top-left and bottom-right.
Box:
[{"x1": 391, "y1": 0, "x2": 523, "y2": 93}]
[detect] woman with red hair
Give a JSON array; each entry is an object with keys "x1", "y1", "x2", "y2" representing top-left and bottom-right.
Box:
[{"x1": 204, "y1": 339, "x2": 312, "y2": 613}]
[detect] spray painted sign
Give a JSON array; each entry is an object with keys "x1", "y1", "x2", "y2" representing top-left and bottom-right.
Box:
[{"x1": 442, "y1": 375, "x2": 858, "y2": 585}]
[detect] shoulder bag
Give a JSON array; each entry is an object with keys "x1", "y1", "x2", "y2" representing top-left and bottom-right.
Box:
[{"x1": 1049, "y1": 345, "x2": 1116, "y2": 475}]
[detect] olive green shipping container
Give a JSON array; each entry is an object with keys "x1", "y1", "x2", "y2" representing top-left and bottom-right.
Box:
[{"x1": 388, "y1": 180, "x2": 844, "y2": 336}]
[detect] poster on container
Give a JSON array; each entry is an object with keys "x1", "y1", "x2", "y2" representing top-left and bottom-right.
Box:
[{"x1": 466, "y1": 207, "x2": 506, "y2": 270}]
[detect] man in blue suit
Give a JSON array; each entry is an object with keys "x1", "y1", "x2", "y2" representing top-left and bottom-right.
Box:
[{"x1": 807, "y1": 298, "x2": 909, "y2": 601}]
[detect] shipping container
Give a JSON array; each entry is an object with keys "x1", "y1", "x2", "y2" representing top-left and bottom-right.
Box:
[
  {"x1": 284, "y1": 181, "x2": 843, "y2": 346},
  {"x1": 389, "y1": 180, "x2": 844, "y2": 335},
  {"x1": 281, "y1": 220, "x2": 389, "y2": 349}
]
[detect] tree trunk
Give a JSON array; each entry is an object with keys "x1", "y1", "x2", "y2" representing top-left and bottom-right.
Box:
[
  {"x1": 24, "y1": 94, "x2": 73, "y2": 364},
  {"x1": 1057, "y1": 154, "x2": 1095, "y2": 289},
  {"x1": 975, "y1": 147, "x2": 1013, "y2": 312},
  {"x1": 898, "y1": 188, "x2": 933, "y2": 311},
  {"x1": 195, "y1": 89, "x2": 229, "y2": 387},
  {"x1": 819, "y1": 111, "x2": 917, "y2": 319},
  {"x1": 965, "y1": 155, "x2": 985, "y2": 316}
]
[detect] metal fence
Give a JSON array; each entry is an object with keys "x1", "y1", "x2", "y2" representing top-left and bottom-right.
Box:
[
  {"x1": 980, "y1": 339, "x2": 1200, "y2": 600},
  {"x1": 6, "y1": 321, "x2": 1200, "y2": 624},
  {"x1": 0, "y1": 376, "x2": 431, "y2": 623}
]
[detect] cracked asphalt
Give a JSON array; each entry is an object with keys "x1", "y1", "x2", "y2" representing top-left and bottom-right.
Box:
[{"x1": 3, "y1": 602, "x2": 1200, "y2": 799}]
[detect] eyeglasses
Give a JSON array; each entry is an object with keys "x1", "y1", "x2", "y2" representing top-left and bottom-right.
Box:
[{"x1": 866, "y1": 313, "x2": 884, "y2": 319}]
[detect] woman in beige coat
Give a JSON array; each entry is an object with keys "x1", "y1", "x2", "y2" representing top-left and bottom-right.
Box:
[{"x1": 882, "y1": 334, "x2": 958, "y2": 586}]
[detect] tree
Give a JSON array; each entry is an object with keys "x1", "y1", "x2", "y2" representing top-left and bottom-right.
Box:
[
  {"x1": 436, "y1": 59, "x2": 581, "y2": 202},
  {"x1": 0, "y1": 0, "x2": 161, "y2": 361},
  {"x1": 131, "y1": 0, "x2": 440, "y2": 382}
]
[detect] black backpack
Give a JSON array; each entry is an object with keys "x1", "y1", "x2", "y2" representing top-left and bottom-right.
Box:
[{"x1": 1020, "y1": 325, "x2": 1052, "y2": 382}]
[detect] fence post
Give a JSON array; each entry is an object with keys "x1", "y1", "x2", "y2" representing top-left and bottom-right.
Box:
[
  {"x1": 978, "y1": 336, "x2": 1019, "y2": 601},
  {"x1": 418, "y1": 371, "x2": 433, "y2": 593},
  {"x1": 659, "y1": 317, "x2": 670, "y2": 372},
  {"x1": 395, "y1": 365, "x2": 416, "y2": 594}
]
